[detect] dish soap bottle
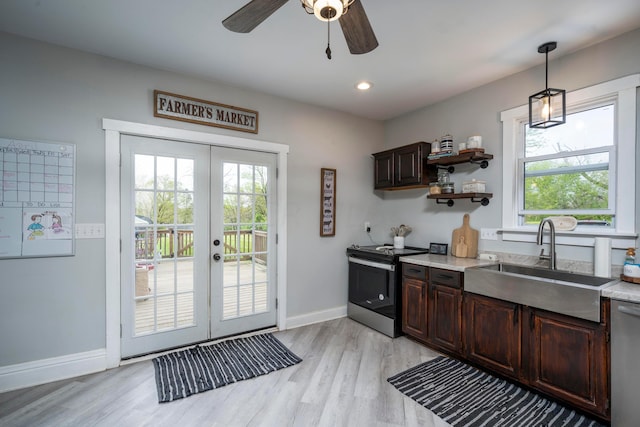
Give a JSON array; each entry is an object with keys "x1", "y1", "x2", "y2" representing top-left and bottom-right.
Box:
[{"x1": 624, "y1": 247, "x2": 636, "y2": 264}]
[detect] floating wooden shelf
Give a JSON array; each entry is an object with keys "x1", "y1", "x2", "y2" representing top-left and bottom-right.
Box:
[
  {"x1": 427, "y1": 192, "x2": 493, "y2": 207},
  {"x1": 427, "y1": 152, "x2": 494, "y2": 173}
]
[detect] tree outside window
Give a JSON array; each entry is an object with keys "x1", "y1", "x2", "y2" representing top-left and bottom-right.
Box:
[{"x1": 520, "y1": 104, "x2": 614, "y2": 226}]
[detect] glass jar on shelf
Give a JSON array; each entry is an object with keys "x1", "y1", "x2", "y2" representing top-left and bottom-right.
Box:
[
  {"x1": 441, "y1": 182, "x2": 455, "y2": 194},
  {"x1": 437, "y1": 169, "x2": 450, "y2": 184}
]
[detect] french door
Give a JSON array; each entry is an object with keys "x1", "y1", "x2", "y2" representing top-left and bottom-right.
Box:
[{"x1": 120, "y1": 135, "x2": 277, "y2": 358}]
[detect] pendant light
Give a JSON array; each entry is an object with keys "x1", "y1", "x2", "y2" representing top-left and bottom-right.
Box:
[{"x1": 529, "y1": 41, "x2": 566, "y2": 129}]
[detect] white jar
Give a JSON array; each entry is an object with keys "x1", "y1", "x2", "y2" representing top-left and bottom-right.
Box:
[
  {"x1": 431, "y1": 140, "x2": 440, "y2": 153},
  {"x1": 467, "y1": 135, "x2": 482, "y2": 149},
  {"x1": 393, "y1": 236, "x2": 405, "y2": 249}
]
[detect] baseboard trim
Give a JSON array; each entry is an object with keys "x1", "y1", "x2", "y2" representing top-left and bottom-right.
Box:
[
  {"x1": 0, "y1": 349, "x2": 107, "y2": 393},
  {"x1": 286, "y1": 305, "x2": 347, "y2": 329},
  {"x1": 0, "y1": 306, "x2": 348, "y2": 392}
]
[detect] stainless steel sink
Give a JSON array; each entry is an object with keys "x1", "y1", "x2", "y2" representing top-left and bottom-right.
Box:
[{"x1": 465, "y1": 263, "x2": 617, "y2": 322}]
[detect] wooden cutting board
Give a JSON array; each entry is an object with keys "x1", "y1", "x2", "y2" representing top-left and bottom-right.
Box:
[{"x1": 451, "y1": 213, "x2": 479, "y2": 258}]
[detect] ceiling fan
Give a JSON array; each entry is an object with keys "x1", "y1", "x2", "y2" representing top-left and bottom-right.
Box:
[{"x1": 223, "y1": 0, "x2": 378, "y2": 59}]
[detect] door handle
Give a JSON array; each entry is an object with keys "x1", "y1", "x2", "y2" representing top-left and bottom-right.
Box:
[{"x1": 213, "y1": 253, "x2": 221, "y2": 261}]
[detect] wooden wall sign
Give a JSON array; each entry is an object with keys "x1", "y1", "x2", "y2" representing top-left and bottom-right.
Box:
[
  {"x1": 320, "y1": 168, "x2": 336, "y2": 237},
  {"x1": 154, "y1": 90, "x2": 258, "y2": 134}
]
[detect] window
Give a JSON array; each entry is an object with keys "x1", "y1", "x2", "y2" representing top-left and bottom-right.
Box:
[
  {"x1": 521, "y1": 103, "x2": 615, "y2": 226},
  {"x1": 501, "y1": 75, "x2": 639, "y2": 245}
]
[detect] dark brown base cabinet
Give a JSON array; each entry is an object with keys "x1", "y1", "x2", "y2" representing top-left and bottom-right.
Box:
[
  {"x1": 428, "y1": 270, "x2": 463, "y2": 353},
  {"x1": 401, "y1": 266, "x2": 463, "y2": 355},
  {"x1": 528, "y1": 306, "x2": 609, "y2": 418},
  {"x1": 402, "y1": 270, "x2": 610, "y2": 422},
  {"x1": 401, "y1": 264, "x2": 429, "y2": 341},
  {"x1": 464, "y1": 293, "x2": 521, "y2": 380}
]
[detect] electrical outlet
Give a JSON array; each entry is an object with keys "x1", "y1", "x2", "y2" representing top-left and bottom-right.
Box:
[
  {"x1": 480, "y1": 228, "x2": 498, "y2": 240},
  {"x1": 364, "y1": 221, "x2": 371, "y2": 233}
]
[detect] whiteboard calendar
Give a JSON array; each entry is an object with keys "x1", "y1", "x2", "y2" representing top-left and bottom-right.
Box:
[{"x1": 0, "y1": 138, "x2": 75, "y2": 258}]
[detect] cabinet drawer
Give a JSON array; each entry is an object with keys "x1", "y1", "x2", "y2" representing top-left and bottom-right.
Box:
[
  {"x1": 430, "y1": 268, "x2": 462, "y2": 288},
  {"x1": 403, "y1": 264, "x2": 427, "y2": 280}
]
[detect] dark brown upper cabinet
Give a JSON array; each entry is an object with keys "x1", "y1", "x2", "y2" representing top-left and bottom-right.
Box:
[{"x1": 373, "y1": 142, "x2": 437, "y2": 190}]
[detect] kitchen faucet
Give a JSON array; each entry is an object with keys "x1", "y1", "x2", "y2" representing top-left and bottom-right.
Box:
[{"x1": 536, "y1": 218, "x2": 557, "y2": 270}]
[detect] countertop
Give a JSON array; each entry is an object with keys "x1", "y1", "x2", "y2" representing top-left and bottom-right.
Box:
[
  {"x1": 602, "y1": 280, "x2": 640, "y2": 303},
  {"x1": 398, "y1": 254, "x2": 497, "y2": 272},
  {"x1": 400, "y1": 253, "x2": 640, "y2": 302}
]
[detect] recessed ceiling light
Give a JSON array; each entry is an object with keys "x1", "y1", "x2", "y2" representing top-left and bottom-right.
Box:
[{"x1": 356, "y1": 81, "x2": 373, "y2": 91}]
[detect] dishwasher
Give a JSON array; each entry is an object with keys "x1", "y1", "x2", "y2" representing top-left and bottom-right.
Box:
[{"x1": 611, "y1": 299, "x2": 640, "y2": 426}]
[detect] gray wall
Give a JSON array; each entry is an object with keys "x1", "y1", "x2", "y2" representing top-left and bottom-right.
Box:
[
  {"x1": 0, "y1": 31, "x2": 384, "y2": 366},
  {"x1": 381, "y1": 28, "x2": 640, "y2": 264},
  {"x1": 2, "y1": 27, "x2": 639, "y2": 369}
]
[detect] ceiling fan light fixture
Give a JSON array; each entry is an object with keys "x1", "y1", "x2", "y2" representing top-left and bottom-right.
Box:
[{"x1": 301, "y1": 0, "x2": 354, "y2": 22}]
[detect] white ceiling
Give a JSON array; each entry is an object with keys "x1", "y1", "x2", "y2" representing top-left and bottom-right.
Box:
[{"x1": 2, "y1": 0, "x2": 640, "y2": 120}]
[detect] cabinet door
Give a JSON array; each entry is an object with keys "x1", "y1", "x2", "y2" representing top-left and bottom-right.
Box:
[
  {"x1": 464, "y1": 293, "x2": 521, "y2": 380},
  {"x1": 528, "y1": 308, "x2": 608, "y2": 417},
  {"x1": 374, "y1": 151, "x2": 394, "y2": 189},
  {"x1": 394, "y1": 144, "x2": 422, "y2": 187},
  {"x1": 402, "y1": 278, "x2": 428, "y2": 341},
  {"x1": 429, "y1": 284, "x2": 462, "y2": 353}
]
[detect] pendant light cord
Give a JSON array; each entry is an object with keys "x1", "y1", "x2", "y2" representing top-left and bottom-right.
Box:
[
  {"x1": 325, "y1": 14, "x2": 332, "y2": 59},
  {"x1": 545, "y1": 48, "x2": 549, "y2": 90}
]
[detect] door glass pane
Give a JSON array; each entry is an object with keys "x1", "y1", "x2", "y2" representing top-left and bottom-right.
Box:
[
  {"x1": 135, "y1": 155, "x2": 154, "y2": 189},
  {"x1": 156, "y1": 157, "x2": 175, "y2": 190},
  {"x1": 133, "y1": 154, "x2": 196, "y2": 335},
  {"x1": 221, "y1": 162, "x2": 269, "y2": 320},
  {"x1": 223, "y1": 163, "x2": 238, "y2": 193},
  {"x1": 176, "y1": 158, "x2": 194, "y2": 191}
]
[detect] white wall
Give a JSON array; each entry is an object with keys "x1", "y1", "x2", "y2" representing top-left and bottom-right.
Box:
[
  {"x1": 383, "y1": 28, "x2": 640, "y2": 263},
  {"x1": 0, "y1": 31, "x2": 384, "y2": 367}
]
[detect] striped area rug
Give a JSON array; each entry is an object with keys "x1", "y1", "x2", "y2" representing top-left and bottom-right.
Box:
[
  {"x1": 388, "y1": 356, "x2": 604, "y2": 427},
  {"x1": 152, "y1": 333, "x2": 302, "y2": 403}
]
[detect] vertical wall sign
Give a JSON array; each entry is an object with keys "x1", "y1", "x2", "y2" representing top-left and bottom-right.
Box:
[
  {"x1": 320, "y1": 168, "x2": 336, "y2": 237},
  {"x1": 154, "y1": 90, "x2": 259, "y2": 134},
  {"x1": 0, "y1": 137, "x2": 76, "y2": 258}
]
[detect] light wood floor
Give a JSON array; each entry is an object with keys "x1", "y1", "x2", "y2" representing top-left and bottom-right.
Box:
[{"x1": 0, "y1": 318, "x2": 450, "y2": 427}]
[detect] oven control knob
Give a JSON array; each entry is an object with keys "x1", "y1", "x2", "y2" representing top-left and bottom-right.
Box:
[{"x1": 379, "y1": 294, "x2": 384, "y2": 301}]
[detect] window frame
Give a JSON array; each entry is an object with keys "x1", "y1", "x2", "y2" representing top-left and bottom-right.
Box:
[{"x1": 500, "y1": 74, "x2": 639, "y2": 247}]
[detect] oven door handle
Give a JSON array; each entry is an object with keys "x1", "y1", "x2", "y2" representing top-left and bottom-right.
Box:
[{"x1": 348, "y1": 256, "x2": 395, "y2": 272}]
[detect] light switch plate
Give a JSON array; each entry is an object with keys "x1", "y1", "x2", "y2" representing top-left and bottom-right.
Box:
[
  {"x1": 76, "y1": 223, "x2": 105, "y2": 239},
  {"x1": 480, "y1": 228, "x2": 498, "y2": 240}
]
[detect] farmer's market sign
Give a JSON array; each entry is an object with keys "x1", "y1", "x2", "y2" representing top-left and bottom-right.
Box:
[{"x1": 154, "y1": 90, "x2": 258, "y2": 134}]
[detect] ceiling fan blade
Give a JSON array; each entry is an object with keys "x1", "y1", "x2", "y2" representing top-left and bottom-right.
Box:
[
  {"x1": 339, "y1": 0, "x2": 378, "y2": 54},
  {"x1": 223, "y1": 0, "x2": 289, "y2": 33}
]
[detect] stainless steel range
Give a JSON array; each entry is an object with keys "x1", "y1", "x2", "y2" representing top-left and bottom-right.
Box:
[{"x1": 346, "y1": 244, "x2": 429, "y2": 337}]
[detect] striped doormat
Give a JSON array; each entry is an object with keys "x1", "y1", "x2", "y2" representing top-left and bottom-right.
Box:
[
  {"x1": 388, "y1": 356, "x2": 604, "y2": 427},
  {"x1": 152, "y1": 333, "x2": 302, "y2": 403}
]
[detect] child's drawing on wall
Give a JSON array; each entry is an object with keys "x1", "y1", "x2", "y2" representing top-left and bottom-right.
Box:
[
  {"x1": 44, "y1": 210, "x2": 72, "y2": 239},
  {"x1": 23, "y1": 210, "x2": 72, "y2": 241},
  {"x1": 51, "y1": 214, "x2": 63, "y2": 233},
  {"x1": 26, "y1": 214, "x2": 45, "y2": 240}
]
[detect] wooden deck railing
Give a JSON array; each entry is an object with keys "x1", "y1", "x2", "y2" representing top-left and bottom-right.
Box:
[{"x1": 135, "y1": 228, "x2": 267, "y2": 263}]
